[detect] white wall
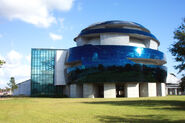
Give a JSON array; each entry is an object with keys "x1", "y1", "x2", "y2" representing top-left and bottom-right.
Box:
[
  {"x1": 69, "y1": 84, "x2": 83, "y2": 98},
  {"x1": 13, "y1": 80, "x2": 31, "y2": 96},
  {"x1": 125, "y1": 83, "x2": 139, "y2": 98},
  {"x1": 55, "y1": 50, "x2": 67, "y2": 85},
  {"x1": 157, "y1": 83, "x2": 166, "y2": 96},
  {"x1": 140, "y1": 82, "x2": 158, "y2": 97},
  {"x1": 161, "y1": 83, "x2": 166, "y2": 96},
  {"x1": 100, "y1": 33, "x2": 129, "y2": 45},
  {"x1": 149, "y1": 40, "x2": 158, "y2": 50},
  {"x1": 104, "y1": 83, "x2": 116, "y2": 98},
  {"x1": 70, "y1": 84, "x2": 77, "y2": 98},
  {"x1": 83, "y1": 83, "x2": 95, "y2": 98},
  {"x1": 148, "y1": 83, "x2": 157, "y2": 97},
  {"x1": 76, "y1": 33, "x2": 159, "y2": 50}
]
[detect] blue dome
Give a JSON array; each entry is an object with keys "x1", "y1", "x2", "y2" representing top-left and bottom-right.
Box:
[
  {"x1": 74, "y1": 20, "x2": 159, "y2": 44},
  {"x1": 83, "y1": 20, "x2": 150, "y2": 32}
]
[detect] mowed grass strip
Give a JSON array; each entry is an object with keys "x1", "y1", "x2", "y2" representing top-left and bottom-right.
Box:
[{"x1": 0, "y1": 96, "x2": 185, "y2": 123}]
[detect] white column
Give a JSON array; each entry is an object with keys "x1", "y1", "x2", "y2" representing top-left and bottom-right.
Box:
[
  {"x1": 148, "y1": 83, "x2": 157, "y2": 97},
  {"x1": 166, "y1": 87, "x2": 168, "y2": 96},
  {"x1": 161, "y1": 83, "x2": 166, "y2": 96},
  {"x1": 104, "y1": 83, "x2": 116, "y2": 98},
  {"x1": 139, "y1": 82, "x2": 158, "y2": 97},
  {"x1": 156, "y1": 83, "x2": 166, "y2": 96},
  {"x1": 149, "y1": 40, "x2": 158, "y2": 50},
  {"x1": 55, "y1": 50, "x2": 67, "y2": 85},
  {"x1": 69, "y1": 84, "x2": 83, "y2": 98},
  {"x1": 175, "y1": 88, "x2": 178, "y2": 95},
  {"x1": 83, "y1": 83, "x2": 95, "y2": 98},
  {"x1": 125, "y1": 83, "x2": 139, "y2": 98},
  {"x1": 70, "y1": 84, "x2": 77, "y2": 98}
]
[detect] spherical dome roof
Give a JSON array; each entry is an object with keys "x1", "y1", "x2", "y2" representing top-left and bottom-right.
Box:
[
  {"x1": 74, "y1": 20, "x2": 159, "y2": 45},
  {"x1": 82, "y1": 20, "x2": 150, "y2": 33}
]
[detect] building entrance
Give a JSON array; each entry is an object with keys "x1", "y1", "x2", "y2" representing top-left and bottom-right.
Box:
[
  {"x1": 116, "y1": 84, "x2": 125, "y2": 97},
  {"x1": 94, "y1": 84, "x2": 104, "y2": 98}
]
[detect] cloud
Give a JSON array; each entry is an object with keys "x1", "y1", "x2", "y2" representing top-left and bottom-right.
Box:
[
  {"x1": 0, "y1": 0, "x2": 74, "y2": 28},
  {"x1": 26, "y1": 54, "x2": 31, "y2": 63},
  {"x1": 0, "y1": 34, "x2": 3, "y2": 38},
  {"x1": 0, "y1": 50, "x2": 30, "y2": 88},
  {"x1": 77, "y1": 3, "x2": 82, "y2": 11},
  {"x1": 49, "y1": 32, "x2": 63, "y2": 41},
  {"x1": 0, "y1": 54, "x2": 5, "y2": 60},
  {"x1": 7, "y1": 50, "x2": 22, "y2": 63}
]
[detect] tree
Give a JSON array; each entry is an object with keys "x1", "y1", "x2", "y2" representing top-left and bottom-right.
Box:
[
  {"x1": 169, "y1": 18, "x2": 185, "y2": 91},
  {"x1": 7, "y1": 77, "x2": 17, "y2": 92},
  {"x1": 169, "y1": 18, "x2": 185, "y2": 73},
  {"x1": 0, "y1": 60, "x2": 5, "y2": 68},
  {"x1": 180, "y1": 76, "x2": 185, "y2": 91}
]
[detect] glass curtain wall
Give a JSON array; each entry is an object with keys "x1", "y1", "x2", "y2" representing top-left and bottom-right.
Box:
[
  {"x1": 66, "y1": 45, "x2": 167, "y2": 83},
  {"x1": 31, "y1": 49, "x2": 62, "y2": 97}
]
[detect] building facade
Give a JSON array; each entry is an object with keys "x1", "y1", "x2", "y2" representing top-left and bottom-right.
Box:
[
  {"x1": 13, "y1": 79, "x2": 31, "y2": 96},
  {"x1": 166, "y1": 73, "x2": 184, "y2": 95},
  {"x1": 30, "y1": 21, "x2": 167, "y2": 98}
]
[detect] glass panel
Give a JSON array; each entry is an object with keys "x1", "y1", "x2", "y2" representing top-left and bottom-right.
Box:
[
  {"x1": 66, "y1": 45, "x2": 167, "y2": 83},
  {"x1": 31, "y1": 49, "x2": 62, "y2": 97}
]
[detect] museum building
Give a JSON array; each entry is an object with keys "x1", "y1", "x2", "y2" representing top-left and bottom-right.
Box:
[{"x1": 30, "y1": 20, "x2": 167, "y2": 98}]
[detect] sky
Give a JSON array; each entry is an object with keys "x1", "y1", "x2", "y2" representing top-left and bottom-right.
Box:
[{"x1": 0, "y1": 0, "x2": 185, "y2": 88}]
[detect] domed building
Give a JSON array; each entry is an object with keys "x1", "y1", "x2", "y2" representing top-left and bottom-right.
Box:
[{"x1": 30, "y1": 20, "x2": 167, "y2": 98}]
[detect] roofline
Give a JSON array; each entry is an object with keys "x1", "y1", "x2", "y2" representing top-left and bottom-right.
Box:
[
  {"x1": 74, "y1": 28, "x2": 160, "y2": 45},
  {"x1": 83, "y1": 20, "x2": 150, "y2": 33},
  {"x1": 16, "y1": 79, "x2": 31, "y2": 85},
  {"x1": 31, "y1": 48, "x2": 68, "y2": 51}
]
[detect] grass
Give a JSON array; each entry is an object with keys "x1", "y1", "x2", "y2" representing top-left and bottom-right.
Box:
[{"x1": 0, "y1": 96, "x2": 185, "y2": 123}]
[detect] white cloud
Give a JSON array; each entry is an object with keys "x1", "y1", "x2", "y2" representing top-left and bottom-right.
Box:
[
  {"x1": 77, "y1": 3, "x2": 82, "y2": 11},
  {"x1": 49, "y1": 32, "x2": 63, "y2": 41},
  {"x1": 7, "y1": 50, "x2": 22, "y2": 63},
  {"x1": 0, "y1": 34, "x2": 3, "y2": 38},
  {"x1": 0, "y1": 50, "x2": 30, "y2": 88},
  {"x1": 0, "y1": 0, "x2": 74, "y2": 28},
  {"x1": 45, "y1": 0, "x2": 74, "y2": 11},
  {"x1": 0, "y1": 54, "x2": 5, "y2": 61},
  {"x1": 26, "y1": 54, "x2": 31, "y2": 63}
]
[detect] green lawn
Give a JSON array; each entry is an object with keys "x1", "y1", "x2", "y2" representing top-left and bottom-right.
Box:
[{"x1": 0, "y1": 96, "x2": 185, "y2": 123}]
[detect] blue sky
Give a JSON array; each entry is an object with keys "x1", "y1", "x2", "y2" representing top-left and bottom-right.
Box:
[{"x1": 0, "y1": 0, "x2": 184, "y2": 88}]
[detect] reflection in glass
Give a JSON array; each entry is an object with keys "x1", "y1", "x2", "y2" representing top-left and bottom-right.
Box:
[
  {"x1": 67, "y1": 45, "x2": 167, "y2": 84},
  {"x1": 31, "y1": 49, "x2": 62, "y2": 97}
]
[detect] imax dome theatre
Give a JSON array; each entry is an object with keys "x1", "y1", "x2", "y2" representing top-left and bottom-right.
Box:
[{"x1": 31, "y1": 20, "x2": 167, "y2": 98}]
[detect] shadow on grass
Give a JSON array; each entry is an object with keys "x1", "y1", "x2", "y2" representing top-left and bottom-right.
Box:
[
  {"x1": 83, "y1": 99, "x2": 185, "y2": 122},
  {"x1": 84, "y1": 100, "x2": 185, "y2": 111},
  {"x1": 96, "y1": 115, "x2": 185, "y2": 123}
]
